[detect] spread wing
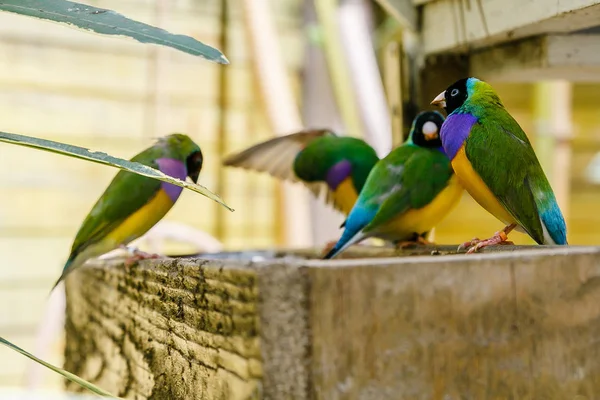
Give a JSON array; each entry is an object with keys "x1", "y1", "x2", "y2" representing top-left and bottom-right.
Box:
[
  {"x1": 464, "y1": 110, "x2": 551, "y2": 243},
  {"x1": 223, "y1": 129, "x2": 340, "y2": 206},
  {"x1": 364, "y1": 147, "x2": 454, "y2": 232}
]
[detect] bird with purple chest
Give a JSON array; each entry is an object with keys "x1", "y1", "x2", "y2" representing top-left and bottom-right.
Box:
[
  {"x1": 51, "y1": 133, "x2": 203, "y2": 292},
  {"x1": 431, "y1": 77, "x2": 567, "y2": 253}
]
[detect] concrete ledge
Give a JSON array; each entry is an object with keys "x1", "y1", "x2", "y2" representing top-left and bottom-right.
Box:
[{"x1": 64, "y1": 246, "x2": 600, "y2": 399}]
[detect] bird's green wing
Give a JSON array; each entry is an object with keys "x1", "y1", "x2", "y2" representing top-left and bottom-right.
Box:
[
  {"x1": 364, "y1": 147, "x2": 453, "y2": 231},
  {"x1": 223, "y1": 129, "x2": 332, "y2": 186},
  {"x1": 69, "y1": 150, "x2": 163, "y2": 258},
  {"x1": 223, "y1": 129, "x2": 342, "y2": 208},
  {"x1": 465, "y1": 110, "x2": 547, "y2": 243}
]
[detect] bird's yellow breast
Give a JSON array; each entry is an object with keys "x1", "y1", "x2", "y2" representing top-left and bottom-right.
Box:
[
  {"x1": 333, "y1": 177, "x2": 360, "y2": 215},
  {"x1": 451, "y1": 145, "x2": 515, "y2": 225},
  {"x1": 105, "y1": 189, "x2": 176, "y2": 246},
  {"x1": 376, "y1": 174, "x2": 464, "y2": 240}
]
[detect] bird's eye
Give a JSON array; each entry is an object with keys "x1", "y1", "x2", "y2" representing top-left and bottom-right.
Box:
[{"x1": 450, "y1": 88, "x2": 460, "y2": 97}]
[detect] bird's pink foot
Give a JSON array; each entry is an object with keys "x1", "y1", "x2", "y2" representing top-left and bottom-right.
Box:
[
  {"x1": 458, "y1": 237, "x2": 481, "y2": 252},
  {"x1": 120, "y1": 245, "x2": 162, "y2": 267},
  {"x1": 459, "y1": 224, "x2": 517, "y2": 254},
  {"x1": 320, "y1": 240, "x2": 338, "y2": 257}
]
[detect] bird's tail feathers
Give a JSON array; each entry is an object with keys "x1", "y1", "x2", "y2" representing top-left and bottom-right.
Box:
[
  {"x1": 323, "y1": 205, "x2": 374, "y2": 259},
  {"x1": 539, "y1": 204, "x2": 568, "y2": 245},
  {"x1": 323, "y1": 230, "x2": 366, "y2": 260},
  {"x1": 49, "y1": 255, "x2": 81, "y2": 295}
]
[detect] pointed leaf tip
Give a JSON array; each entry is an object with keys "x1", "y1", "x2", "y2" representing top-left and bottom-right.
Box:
[
  {"x1": 0, "y1": 0, "x2": 228, "y2": 63},
  {"x1": 0, "y1": 131, "x2": 234, "y2": 211}
]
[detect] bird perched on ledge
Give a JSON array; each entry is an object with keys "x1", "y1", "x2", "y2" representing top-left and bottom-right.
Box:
[
  {"x1": 223, "y1": 129, "x2": 379, "y2": 216},
  {"x1": 431, "y1": 77, "x2": 567, "y2": 253},
  {"x1": 323, "y1": 111, "x2": 463, "y2": 259},
  {"x1": 51, "y1": 133, "x2": 204, "y2": 291}
]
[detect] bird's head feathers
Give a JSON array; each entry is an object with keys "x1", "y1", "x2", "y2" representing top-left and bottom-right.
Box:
[
  {"x1": 157, "y1": 133, "x2": 203, "y2": 183},
  {"x1": 406, "y1": 111, "x2": 445, "y2": 149},
  {"x1": 431, "y1": 77, "x2": 503, "y2": 114}
]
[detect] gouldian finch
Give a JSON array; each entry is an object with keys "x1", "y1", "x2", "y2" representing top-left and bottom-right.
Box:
[
  {"x1": 323, "y1": 111, "x2": 464, "y2": 259},
  {"x1": 223, "y1": 129, "x2": 379, "y2": 216},
  {"x1": 52, "y1": 133, "x2": 203, "y2": 290},
  {"x1": 431, "y1": 77, "x2": 567, "y2": 253}
]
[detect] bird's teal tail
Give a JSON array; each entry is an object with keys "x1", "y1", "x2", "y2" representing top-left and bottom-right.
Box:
[
  {"x1": 323, "y1": 206, "x2": 375, "y2": 259},
  {"x1": 540, "y1": 201, "x2": 568, "y2": 245}
]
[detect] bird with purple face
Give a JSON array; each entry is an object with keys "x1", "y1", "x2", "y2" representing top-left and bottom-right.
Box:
[
  {"x1": 51, "y1": 133, "x2": 203, "y2": 290},
  {"x1": 431, "y1": 77, "x2": 567, "y2": 253}
]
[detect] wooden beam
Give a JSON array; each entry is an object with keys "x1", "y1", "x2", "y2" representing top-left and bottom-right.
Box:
[
  {"x1": 64, "y1": 246, "x2": 600, "y2": 399},
  {"x1": 422, "y1": 0, "x2": 600, "y2": 55},
  {"x1": 373, "y1": 0, "x2": 417, "y2": 31},
  {"x1": 532, "y1": 81, "x2": 572, "y2": 223},
  {"x1": 302, "y1": 0, "x2": 348, "y2": 246},
  {"x1": 339, "y1": 0, "x2": 393, "y2": 156},
  {"x1": 241, "y1": 0, "x2": 313, "y2": 247},
  {"x1": 470, "y1": 34, "x2": 600, "y2": 82}
]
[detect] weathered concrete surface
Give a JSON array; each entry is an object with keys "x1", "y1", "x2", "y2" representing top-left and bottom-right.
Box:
[{"x1": 64, "y1": 246, "x2": 600, "y2": 399}]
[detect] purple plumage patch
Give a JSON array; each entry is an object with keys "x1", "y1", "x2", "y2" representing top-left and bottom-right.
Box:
[
  {"x1": 156, "y1": 158, "x2": 187, "y2": 202},
  {"x1": 440, "y1": 113, "x2": 478, "y2": 160},
  {"x1": 326, "y1": 160, "x2": 352, "y2": 190}
]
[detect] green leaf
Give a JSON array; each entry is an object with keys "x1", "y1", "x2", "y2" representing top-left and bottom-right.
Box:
[
  {"x1": 0, "y1": 132, "x2": 234, "y2": 212},
  {"x1": 0, "y1": 0, "x2": 229, "y2": 64},
  {"x1": 0, "y1": 336, "x2": 121, "y2": 398}
]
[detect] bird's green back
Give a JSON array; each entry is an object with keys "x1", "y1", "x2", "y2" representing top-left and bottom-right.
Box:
[
  {"x1": 464, "y1": 102, "x2": 550, "y2": 243},
  {"x1": 293, "y1": 136, "x2": 378, "y2": 191},
  {"x1": 363, "y1": 145, "x2": 454, "y2": 231},
  {"x1": 68, "y1": 135, "x2": 197, "y2": 261}
]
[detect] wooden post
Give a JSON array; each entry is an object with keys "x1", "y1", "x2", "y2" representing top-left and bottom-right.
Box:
[
  {"x1": 65, "y1": 246, "x2": 600, "y2": 399},
  {"x1": 313, "y1": 0, "x2": 364, "y2": 139},
  {"x1": 241, "y1": 0, "x2": 313, "y2": 247},
  {"x1": 382, "y1": 40, "x2": 404, "y2": 147},
  {"x1": 418, "y1": 54, "x2": 469, "y2": 111},
  {"x1": 532, "y1": 81, "x2": 572, "y2": 219},
  {"x1": 302, "y1": 0, "x2": 347, "y2": 246},
  {"x1": 338, "y1": 0, "x2": 392, "y2": 156}
]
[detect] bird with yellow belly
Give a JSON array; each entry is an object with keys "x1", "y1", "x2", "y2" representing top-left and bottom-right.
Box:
[
  {"x1": 323, "y1": 111, "x2": 464, "y2": 259},
  {"x1": 431, "y1": 77, "x2": 567, "y2": 253}
]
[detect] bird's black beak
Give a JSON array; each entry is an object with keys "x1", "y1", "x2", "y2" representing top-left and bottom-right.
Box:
[{"x1": 189, "y1": 170, "x2": 200, "y2": 184}]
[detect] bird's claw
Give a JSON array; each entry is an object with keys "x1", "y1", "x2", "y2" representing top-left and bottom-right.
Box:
[
  {"x1": 460, "y1": 231, "x2": 513, "y2": 254},
  {"x1": 121, "y1": 246, "x2": 162, "y2": 267},
  {"x1": 457, "y1": 237, "x2": 480, "y2": 252}
]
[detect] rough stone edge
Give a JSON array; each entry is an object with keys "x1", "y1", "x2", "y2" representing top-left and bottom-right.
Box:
[
  {"x1": 254, "y1": 261, "x2": 311, "y2": 400},
  {"x1": 302, "y1": 246, "x2": 600, "y2": 268}
]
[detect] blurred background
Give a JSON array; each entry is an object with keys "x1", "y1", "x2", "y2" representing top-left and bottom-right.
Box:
[{"x1": 1, "y1": 0, "x2": 600, "y2": 393}]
